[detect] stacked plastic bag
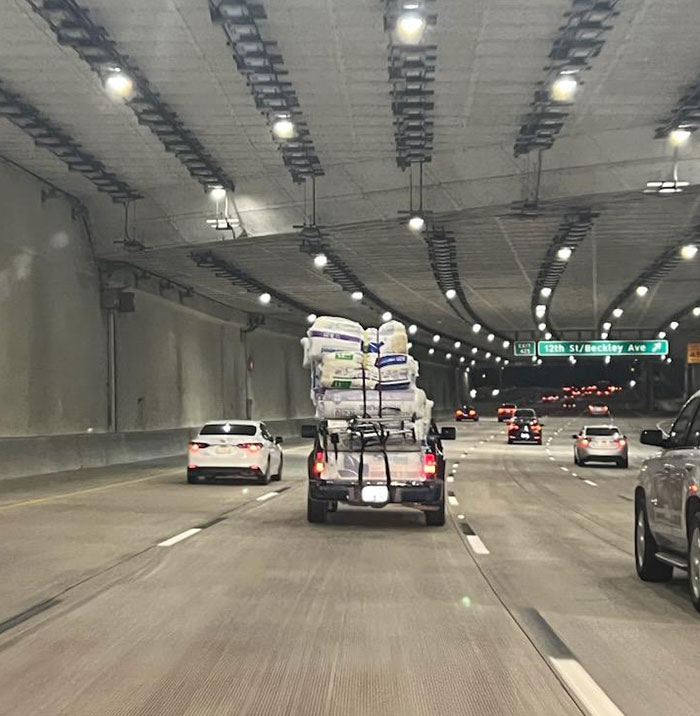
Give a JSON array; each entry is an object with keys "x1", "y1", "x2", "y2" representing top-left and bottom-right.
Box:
[{"x1": 301, "y1": 316, "x2": 433, "y2": 422}]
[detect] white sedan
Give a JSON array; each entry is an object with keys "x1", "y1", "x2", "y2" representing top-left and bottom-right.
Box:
[{"x1": 187, "y1": 420, "x2": 283, "y2": 484}]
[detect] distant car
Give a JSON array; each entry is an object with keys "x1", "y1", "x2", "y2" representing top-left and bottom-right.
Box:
[
  {"x1": 497, "y1": 403, "x2": 517, "y2": 422},
  {"x1": 572, "y1": 425, "x2": 628, "y2": 468},
  {"x1": 507, "y1": 409, "x2": 542, "y2": 445},
  {"x1": 562, "y1": 398, "x2": 577, "y2": 410},
  {"x1": 587, "y1": 403, "x2": 610, "y2": 417},
  {"x1": 635, "y1": 390, "x2": 700, "y2": 611},
  {"x1": 541, "y1": 394, "x2": 559, "y2": 403},
  {"x1": 187, "y1": 420, "x2": 284, "y2": 484},
  {"x1": 455, "y1": 405, "x2": 479, "y2": 422}
]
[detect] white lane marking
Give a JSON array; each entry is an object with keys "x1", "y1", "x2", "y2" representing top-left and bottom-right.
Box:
[
  {"x1": 446, "y1": 475, "x2": 455, "y2": 483},
  {"x1": 549, "y1": 456, "x2": 556, "y2": 461},
  {"x1": 584, "y1": 479, "x2": 598, "y2": 487},
  {"x1": 461, "y1": 452, "x2": 468, "y2": 458},
  {"x1": 549, "y1": 657, "x2": 625, "y2": 716},
  {"x1": 467, "y1": 535, "x2": 490, "y2": 555},
  {"x1": 452, "y1": 463, "x2": 459, "y2": 469},
  {"x1": 561, "y1": 466, "x2": 569, "y2": 472},
  {"x1": 256, "y1": 491, "x2": 279, "y2": 502},
  {"x1": 448, "y1": 495, "x2": 459, "y2": 507},
  {"x1": 572, "y1": 472, "x2": 578, "y2": 478},
  {"x1": 158, "y1": 528, "x2": 201, "y2": 547}
]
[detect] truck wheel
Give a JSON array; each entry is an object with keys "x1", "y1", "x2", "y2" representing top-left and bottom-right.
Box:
[
  {"x1": 635, "y1": 498, "x2": 672, "y2": 582},
  {"x1": 425, "y1": 495, "x2": 445, "y2": 527},
  {"x1": 307, "y1": 495, "x2": 327, "y2": 524},
  {"x1": 689, "y1": 515, "x2": 700, "y2": 612}
]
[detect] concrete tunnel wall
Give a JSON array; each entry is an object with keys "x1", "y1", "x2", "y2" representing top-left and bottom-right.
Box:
[{"x1": 0, "y1": 160, "x2": 458, "y2": 477}]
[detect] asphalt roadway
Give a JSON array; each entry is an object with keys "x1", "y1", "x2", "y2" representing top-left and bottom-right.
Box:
[{"x1": 0, "y1": 411, "x2": 696, "y2": 716}]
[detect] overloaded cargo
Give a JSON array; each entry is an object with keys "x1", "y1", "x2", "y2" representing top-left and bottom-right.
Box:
[{"x1": 300, "y1": 316, "x2": 432, "y2": 422}]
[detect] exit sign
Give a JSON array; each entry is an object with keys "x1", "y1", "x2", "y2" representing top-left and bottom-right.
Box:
[
  {"x1": 513, "y1": 341, "x2": 536, "y2": 357},
  {"x1": 538, "y1": 340, "x2": 669, "y2": 357}
]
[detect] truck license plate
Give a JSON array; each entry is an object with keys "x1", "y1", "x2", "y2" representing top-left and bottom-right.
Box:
[{"x1": 361, "y1": 486, "x2": 389, "y2": 503}]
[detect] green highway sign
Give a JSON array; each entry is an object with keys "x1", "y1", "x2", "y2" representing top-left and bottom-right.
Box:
[
  {"x1": 513, "y1": 341, "x2": 536, "y2": 357},
  {"x1": 537, "y1": 340, "x2": 669, "y2": 357}
]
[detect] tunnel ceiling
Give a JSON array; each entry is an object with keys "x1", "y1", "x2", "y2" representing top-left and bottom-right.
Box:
[{"x1": 2, "y1": 0, "x2": 700, "y2": 348}]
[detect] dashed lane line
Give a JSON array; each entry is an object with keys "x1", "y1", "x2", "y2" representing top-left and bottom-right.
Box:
[
  {"x1": 549, "y1": 657, "x2": 625, "y2": 716},
  {"x1": 584, "y1": 479, "x2": 598, "y2": 487},
  {"x1": 158, "y1": 528, "x2": 201, "y2": 547}
]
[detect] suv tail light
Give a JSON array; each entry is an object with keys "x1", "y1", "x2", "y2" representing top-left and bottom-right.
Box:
[
  {"x1": 578, "y1": 438, "x2": 590, "y2": 447},
  {"x1": 423, "y1": 452, "x2": 437, "y2": 478},
  {"x1": 189, "y1": 441, "x2": 210, "y2": 452},
  {"x1": 456, "y1": 409, "x2": 463, "y2": 416},
  {"x1": 312, "y1": 450, "x2": 325, "y2": 475},
  {"x1": 616, "y1": 438, "x2": 626, "y2": 448},
  {"x1": 237, "y1": 442, "x2": 264, "y2": 451}
]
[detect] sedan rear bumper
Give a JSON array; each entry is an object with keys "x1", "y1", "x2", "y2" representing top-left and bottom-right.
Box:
[{"x1": 188, "y1": 466, "x2": 263, "y2": 478}]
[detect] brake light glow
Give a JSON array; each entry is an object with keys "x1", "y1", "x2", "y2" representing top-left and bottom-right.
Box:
[
  {"x1": 456, "y1": 410, "x2": 463, "y2": 416},
  {"x1": 188, "y1": 464, "x2": 197, "y2": 469},
  {"x1": 469, "y1": 410, "x2": 476, "y2": 416},
  {"x1": 237, "y1": 442, "x2": 263, "y2": 451},
  {"x1": 578, "y1": 438, "x2": 590, "y2": 447},
  {"x1": 189, "y1": 441, "x2": 209, "y2": 452},
  {"x1": 312, "y1": 450, "x2": 325, "y2": 475},
  {"x1": 616, "y1": 438, "x2": 626, "y2": 447},
  {"x1": 423, "y1": 452, "x2": 437, "y2": 477}
]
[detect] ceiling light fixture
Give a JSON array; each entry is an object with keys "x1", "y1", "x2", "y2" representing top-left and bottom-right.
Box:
[
  {"x1": 487, "y1": 333, "x2": 494, "y2": 342},
  {"x1": 544, "y1": 332, "x2": 552, "y2": 340},
  {"x1": 272, "y1": 118, "x2": 295, "y2": 140},
  {"x1": 669, "y1": 321, "x2": 679, "y2": 330},
  {"x1": 485, "y1": 352, "x2": 491, "y2": 359},
  {"x1": 601, "y1": 332, "x2": 609, "y2": 340},
  {"x1": 538, "y1": 322, "x2": 547, "y2": 331},
  {"x1": 382, "y1": 311, "x2": 393, "y2": 322},
  {"x1": 612, "y1": 307, "x2": 624, "y2": 318},
  {"x1": 454, "y1": 341, "x2": 461, "y2": 349},
  {"x1": 307, "y1": 313, "x2": 317, "y2": 323},
  {"x1": 602, "y1": 321, "x2": 612, "y2": 331},
  {"x1": 428, "y1": 347, "x2": 435, "y2": 355},
  {"x1": 693, "y1": 307, "x2": 700, "y2": 317},
  {"x1": 209, "y1": 186, "x2": 226, "y2": 201},
  {"x1": 313, "y1": 253, "x2": 328, "y2": 268},
  {"x1": 636, "y1": 285, "x2": 649, "y2": 297},
  {"x1": 446, "y1": 353, "x2": 452, "y2": 360},
  {"x1": 105, "y1": 70, "x2": 133, "y2": 98},
  {"x1": 657, "y1": 331, "x2": 666, "y2": 339},
  {"x1": 681, "y1": 244, "x2": 698, "y2": 260},
  {"x1": 395, "y1": 12, "x2": 426, "y2": 44},
  {"x1": 556, "y1": 246, "x2": 573, "y2": 261},
  {"x1": 408, "y1": 324, "x2": 418, "y2": 334},
  {"x1": 445, "y1": 288, "x2": 457, "y2": 300},
  {"x1": 535, "y1": 304, "x2": 547, "y2": 318},
  {"x1": 351, "y1": 290, "x2": 363, "y2": 301},
  {"x1": 408, "y1": 214, "x2": 425, "y2": 232},
  {"x1": 258, "y1": 292, "x2": 271, "y2": 305},
  {"x1": 433, "y1": 334, "x2": 441, "y2": 343},
  {"x1": 471, "y1": 347, "x2": 478, "y2": 355},
  {"x1": 540, "y1": 287, "x2": 552, "y2": 298},
  {"x1": 502, "y1": 340, "x2": 510, "y2": 349},
  {"x1": 669, "y1": 127, "x2": 692, "y2": 147},
  {"x1": 472, "y1": 323, "x2": 481, "y2": 333},
  {"x1": 551, "y1": 74, "x2": 577, "y2": 102}
]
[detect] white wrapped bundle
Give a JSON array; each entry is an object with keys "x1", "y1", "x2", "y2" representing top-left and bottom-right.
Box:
[
  {"x1": 378, "y1": 320, "x2": 408, "y2": 354},
  {"x1": 316, "y1": 388, "x2": 418, "y2": 419},
  {"x1": 318, "y1": 352, "x2": 379, "y2": 389},
  {"x1": 306, "y1": 316, "x2": 364, "y2": 361},
  {"x1": 375, "y1": 353, "x2": 418, "y2": 390}
]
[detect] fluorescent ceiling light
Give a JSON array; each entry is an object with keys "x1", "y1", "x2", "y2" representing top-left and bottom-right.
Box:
[
  {"x1": 395, "y1": 13, "x2": 426, "y2": 43},
  {"x1": 681, "y1": 244, "x2": 698, "y2": 260},
  {"x1": 669, "y1": 128, "x2": 692, "y2": 146},
  {"x1": 432, "y1": 334, "x2": 441, "y2": 343},
  {"x1": 556, "y1": 246, "x2": 572, "y2": 261},
  {"x1": 612, "y1": 307, "x2": 624, "y2": 318},
  {"x1": 540, "y1": 287, "x2": 552, "y2": 298},
  {"x1": 258, "y1": 292, "x2": 271, "y2": 305},
  {"x1": 272, "y1": 118, "x2": 295, "y2": 139},
  {"x1": 445, "y1": 288, "x2": 456, "y2": 300},
  {"x1": 551, "y1": 75, "x2": 577, "y2": 102},
  {"x1": 351, "y1": 290, "x2": 363, "y2": 301},
  {"x1": 408, "y1": 324, "x2": 417, "y2": 334},
  {"x1": 408, "y1": 215, "x2": 425, "y2": 231},
  {"x1": 382, "y1": 311, "x2": 392, "y2": 322},
  {"x1": 636, "y1": 285, "x2": 649, "y2": 297},
  {"x1": 314, "y1": 254, "x2": 328, "y2": 268}
]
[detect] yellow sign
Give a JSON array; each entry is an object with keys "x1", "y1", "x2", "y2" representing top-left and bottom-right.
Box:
[{"x1": 687, "y1": 343, "x2": 700, "y2": 364}]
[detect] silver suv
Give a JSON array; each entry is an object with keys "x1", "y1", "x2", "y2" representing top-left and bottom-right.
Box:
[{"x1": 635, "y1": 390, "x2": 700, "y2": 612}]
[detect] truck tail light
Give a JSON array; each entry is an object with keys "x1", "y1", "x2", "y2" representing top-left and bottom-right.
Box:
[
  {"x1": 312, "y1": 450, "x2": 325, "y2": 475},
  {"x1": 237, "y1": 442, "x2": 264, "y2": 451},
  {"x1": 423, "y1": 452, "x2": 437, "y2": 478}
]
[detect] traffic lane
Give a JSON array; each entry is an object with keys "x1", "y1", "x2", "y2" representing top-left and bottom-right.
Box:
[
  {"x1": 447, "y1": 421, "x2": 699, "y2": 716},
  {"x1": 0, "y1": 482, "x2": 580, "y2": 716},
  {"x1": 0, "y1": 446, "x2": 309, "y2": 624}
]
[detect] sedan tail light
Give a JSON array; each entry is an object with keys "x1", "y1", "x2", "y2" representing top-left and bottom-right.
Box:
[
  {"x1": 455, "y1": 410, "x2": 463, "y2": 416},
  {"x1": 469, "y1": 410, "x2": 476, "y2": 416},
  {"x1": 423, "y1": 452, "x2": 437, "y2": 478},
  {"x1": 237, "y1": 442, "x2": 264, "y2": 451},
  {"x1": 189, "y1": 441, "x2": 210, "y2": 452}
]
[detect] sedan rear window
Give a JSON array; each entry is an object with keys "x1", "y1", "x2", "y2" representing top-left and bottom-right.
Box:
[
  {"x1": 199, "y1": 423, "x2": 257, "y2": 436},
  {"x1": 584, "y1": 427, "x2": 618, "y2": 436}
]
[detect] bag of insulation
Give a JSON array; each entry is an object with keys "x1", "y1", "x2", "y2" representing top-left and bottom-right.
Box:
[
  {"x1": 306, "y1": 316, "x2": 364, "y2": 361},
  {"x1": 378, "y1": 320, "x2": 408, "y2": 355},
  {"x1": 317, "y1": 352, "x2": 379, "y2": 389}
]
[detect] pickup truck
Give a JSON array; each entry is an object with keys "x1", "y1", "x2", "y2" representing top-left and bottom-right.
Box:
[
  {"x1": 635, "y1": 389, "x2": 700, "y2": 612},
  {"x1": 302, "y1": 417, "x2": 455, "y2": 526}
]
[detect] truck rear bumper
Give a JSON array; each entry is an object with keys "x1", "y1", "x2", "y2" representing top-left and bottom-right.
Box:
[{"x1": 309, "y1": 480, "x2": 443, "y2": 505}]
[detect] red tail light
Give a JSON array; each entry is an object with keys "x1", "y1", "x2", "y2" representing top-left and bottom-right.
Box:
[
  {"x1": 578, "y1": 438, "x2": 590, "y2": 447},
  {"x1": 423, "y1": 452, "x2": 437, "y2": 478},
  {"x1": 616, "y1": 438, "x2": 626, "y2": 448},
  {"x1": 237, "y1": 442, "x2": 263, "y2": 451},
  {"x1": 533, "y1": 425, "x2": 542, "y2": 433},
  {"x1": 456, "y1": 410, "x2": 463, "y2": 416},
  {"x1": 189, "y1": 441, "x2": 210, "y2": 452},
  {"x1": 312, "y1": 450, "x2": 325, "y2": 475},
  {"x1": 469, "y1": 410, "x2": 476, "y2": 416}
]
